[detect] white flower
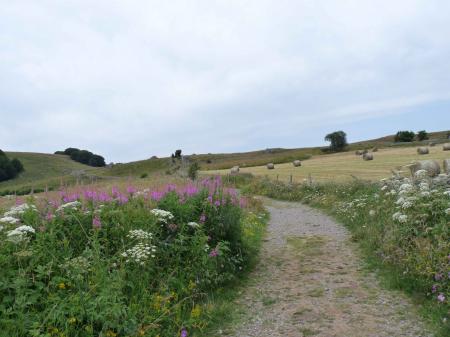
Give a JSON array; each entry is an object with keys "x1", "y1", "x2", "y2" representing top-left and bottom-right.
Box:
[
  {"x1": 127, "y1": 229, "x2": 153, "y2": 240},
  {"x1": 402, "y1": 201, "x2": 413, "y2": 209},
  {"x1": 369, "y1": 210, "x2": 376, "y2": 217},
  {"x1": 6, "y1": 225, "x2": 35, "y2": 243},
  {"x1": 414, "y1": 170, "x2": 428, "y2": 179},
  {"x1": 56, "y1": 201, "x2": 81, "y2": 212},
  {"x1": 121, "y1": 242, "x2": 156, "y2": 265},
  {"x1": 4, "y1": 203, "x2": 37, "y2": 217},
  {"x1": 445, "y1": 208, "x2": 450, "y2": 215},
  {"x1": 396, "y1": 197, "x2": 405, "y2": 206},
  {"x1": 0, "y1": 216, "x2": 20, "y2": 224},
  {"x1": 420, "y1": 191, "x2": 430, "y2": 197},
  {"x1": 150, "y1": 209, "x2": 174, "y2": 223},
  {"x1": 398, "y1": 215, "x2": 408, "y2": 223},
  {"x1": 187, "y1": 221, "x2": 200, "y2": 228}
]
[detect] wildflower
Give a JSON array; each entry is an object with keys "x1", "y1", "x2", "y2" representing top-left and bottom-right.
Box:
[
  {"x1": 168, "y1": 223, "x2": 178, "y2": 232},
  {"x1": 45, "y1": 212, "x2": 54, "y2": 221},
  {"x1": 199, "y1": 213, "x2": 206, "y2": 223},
  {"x1": 92, "y1": 216, "x2": 102, "y2": 229},
  {"x1": 445, "y1": 208, "x2": 450, "y2": 215},
  {"x1": 0, "y1": 216, "x2": 20, "y2": 224},
  {"x1": 151, "y1": 209, "x2": 174, "y2": 223},
  {"x1": 191, "y1": 304, "x2": 201, "y2": 318},
  {"x1": 68, "y1": 317, "x2": 77, "y2": 324},
  {"x1": 431, "y1": 284, "x2": 438, "y2": 293},
  {"x1": 398, "y1": 215, "x2": 408, "y2": 223},
  {"x1": 128, "y1": 229, "x2": 153, "y2": 240},
  {"x1": 4, "y1": 203, "x2": 37, "y2": 217},
  {"x1": 58, "y1": 282, "x2": 66, "y2": 289},
  {"x1": 56, "y1": 201, "x2": 81, "y2": 212},
  {"x1": 369, "y1": 210, "x2": 376, "y2": 217},
  {"x1": 180, "y1": 328, "x2": 188, "y2": 337},
  {"x1": 121, "y1": 242, "x2": 156, "y2": 265},
  {"x1": 209, "y1": 248, "x2": 218, "y2": 257},
  {"x1": 437, "y1": 293, "x2": 445, "y2": 302},
  {"x1": 187, "y1": 221, "x2": 200, "y2": 228},
  {"x1": 6, "y1": 225, "x2": 35, "y2": 243}
]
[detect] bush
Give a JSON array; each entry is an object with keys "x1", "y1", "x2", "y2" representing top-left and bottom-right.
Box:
[
  {"x1": 0, "y1": 179, "x2": 265, "y2": 336},
  {"x1": 188, "y1": 162, "x2": 200, "y2": 180},
  {"x1": 417, "y1": 130, "x2": 429, "y2": 141},
  {"x1": 56, "y1": 148, "x2": 106, "y2": 167},
  {"x1": 0, "y1": 150, "x2": 24, "y2": 182},
  {"x1": 395, "y1": 130, "x2": 415, "y2": 142},
  {"x1": 140, "y1": 173, "x2": 148, "y2": 179}
]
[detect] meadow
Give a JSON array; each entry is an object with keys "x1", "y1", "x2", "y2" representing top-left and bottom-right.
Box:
[
  {"x1": 207, "y1": 146, "x2": 450, "y2": 182},
  {"x1": 0, "y1": 177, "x2": 267, "y2": 337}
]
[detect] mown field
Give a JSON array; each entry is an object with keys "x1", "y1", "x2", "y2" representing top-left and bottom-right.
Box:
[{"x1": 206, "y1": 146, "x2": 450, "y2": 182}]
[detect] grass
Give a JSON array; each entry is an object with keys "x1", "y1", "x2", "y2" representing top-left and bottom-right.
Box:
[{"x1": 206, "y1": 146, "x2": 450, "y2": 182}]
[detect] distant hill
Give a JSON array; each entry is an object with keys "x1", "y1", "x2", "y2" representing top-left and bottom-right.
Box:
[
  {"x1": 0, "y1": 152, "x2": 96, "y2": 194},
  {"x1": 1, "y1": 130, "x2": 448, "y2": 194}
]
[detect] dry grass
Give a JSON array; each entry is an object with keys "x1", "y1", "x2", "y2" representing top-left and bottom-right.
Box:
[{"x1": 204, "y1": 146, "x2": 450, "y2": 182}]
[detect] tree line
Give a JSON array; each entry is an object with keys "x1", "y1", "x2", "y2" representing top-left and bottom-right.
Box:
[
  {"x1": 0, "y1": 150, "x2": 24, "y2": 182},
  {"x1": 55, "y1": 148, "x2": 106, "y2": 167}
]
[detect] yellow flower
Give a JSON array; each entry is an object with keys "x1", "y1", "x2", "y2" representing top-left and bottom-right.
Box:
[
  {"x1": 67, "y1": 317, "x2": 77, "y2": 324},
  {"x1": 191, "y1": 304, "x2": 201, "y2": 319},
  {"x1": 188, "y1": 280, "x2": 196, "y2": 290},
  {"x1": 153, "y1": 295, "x2": 163, "y2": 310},
  {"x1": 138, "y1": 328, "x2": 145, "y2": 336},
  {"x1": 106, "y1": 330, "x2": 117, "y2": 337},
  {"x1": 58, "y1": 282, "x2": 66, "y2": 289}
]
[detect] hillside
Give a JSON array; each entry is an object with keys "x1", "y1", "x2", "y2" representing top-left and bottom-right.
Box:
[{"x1": 0, "y1": 152, "x2": 97, "y2": 194}]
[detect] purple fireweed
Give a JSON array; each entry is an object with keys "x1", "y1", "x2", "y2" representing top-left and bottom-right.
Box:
[
  {"x1": 431, "y1": 284, "x2": 438, "y2": 293},
  {"x1": 209, "y1": 248, "x2": 218, "y2": 257},
  {"x1": 92, "y1": 216, "x2": 102, "y2": 229},
  {"x1": 45, "y1": 212, "x2": 54, "y2": 221}
]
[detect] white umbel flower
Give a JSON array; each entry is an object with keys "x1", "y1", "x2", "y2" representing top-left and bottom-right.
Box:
[
  {"x1": 0, "y1": 216, "x2": 20, "y2": 224},
  {"x1": 56, "y1": 201, "x2": 81, "y2": 212},
  {"x1": 6, "y1": 225, "x2": 35, "y2": 243}
]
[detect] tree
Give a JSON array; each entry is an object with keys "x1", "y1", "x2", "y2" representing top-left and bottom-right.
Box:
[
  {"x1": 188, "y1": 162, "x2": 200, "y2": 180},
  {"x1": 11, "y1": 158, "x2": 24, "y2": 173},
  {"x1": 88, "y1": 154, "x2": 106, "y2": 167},
  {"x1": 394, "y1": 131, "x2": 415, "y2": 142},
  {"x1": 174, "y1": 149, "x2": 182, "y2": 158},
  {"x1": 63, "y1": 147, "x2": 80, "y2": 156},
  {"x1": 324, "y1": 131, "x2": 348, "y2": 152},
  {"x1": 417, "y1": 130, "x2": 429, "y2": 141}
]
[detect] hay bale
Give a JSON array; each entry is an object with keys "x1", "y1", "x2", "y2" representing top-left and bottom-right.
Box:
[
  {"x1": 444, "y1": 159, "x2": 450, "y2": 174},
  {"x1": 417, "y1": 147, "x2": 429, "y2": 155},
  {"x1": 443, "y1": 143, "x2": 450, "y2": 151},
  {"x1": 230, "y1": 166, "x2": 240, "y2": 175},
  {"x1": 408, "y1": 160, "x2": 440, "y2": 177},
  {"x1": 267, "y1": 163, "x2": 275, "y2": 170},
  {"x1": 372, "y1": 147, "x2": 378, "y2": 152},
  {"x1": 293, "y1": 160, "x2": 302, "y2": 167},
  {"x1": 363, "y1": 153, "x2": 373, "y2": 161},
  {"x1": 429, "y1": 142, "x2": 436, "y2": 147}
]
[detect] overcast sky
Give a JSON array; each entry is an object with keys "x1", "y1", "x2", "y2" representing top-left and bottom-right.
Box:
[{"x1": 1, "y1": 0, "x2": 450, "y2": 162}]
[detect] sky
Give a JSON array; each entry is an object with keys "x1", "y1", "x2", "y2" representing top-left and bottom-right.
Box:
[{"x1": 1, "y1": 0, "x2": 450, "y2": 163}]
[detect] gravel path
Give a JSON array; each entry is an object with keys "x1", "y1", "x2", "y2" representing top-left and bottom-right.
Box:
[{"x1": 227, "y1": 199, "x2": 433, "y2": 337}]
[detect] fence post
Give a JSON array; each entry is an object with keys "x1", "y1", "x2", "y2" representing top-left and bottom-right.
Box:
[
  {"x1": 276, "y1": 174, "x2": 279, "y2": 181},
  {"x1": 290, "y1": 174, "x2": 293, "y2": 184}
]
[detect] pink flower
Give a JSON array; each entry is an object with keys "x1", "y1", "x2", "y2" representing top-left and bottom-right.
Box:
[
  {"x1": 45, "y1": 212, "x2": 54, "y2": 221},
  {"x1": 209, "y1": 248, "x2": 218, "y2": 257},
  {"x1": 437, "y1": 293, "x2": 445, "y2": 302},
  {"x1": 92, "y1": 216, "x2": 102, "y2": 229},
  {"x1": 180, "y1": 328, "x2": 188, "y2": 337},
  {"x1": 199, "y1": 213, "x2": 206, "y2": 223}
]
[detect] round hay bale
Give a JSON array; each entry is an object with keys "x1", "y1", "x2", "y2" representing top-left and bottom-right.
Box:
[
  {"x1": 355, "y1": 150, "x2": 363, "y2": 155},
  {"x1": 230, "y1": 166, "x2": 240, "y2": 175},
  {"x1": 408, "y1": 160, "x2": 440, "y2": 177},
  {"x1": 293, "y1": 160, "x2": 301, "y2": 167},
  {"x1": 417, "y1": 147, "x2": 429, "y2": 155},
  {"x1": 267, "y1": 163, "x2": 275, "y2": 170},
  {"x1": 363, "y1": 153, "x2": 373, "y2": 161},
  {"x1": 443, "y1": 143, "x2": 450, "y2": 151},
  {"x1": 429, "y1": 142, "x2": 436, "y2": 147},
  {"x1": 444, "y1": 159, "x2": 450, "y2": 174},
  {"x1": 372, "y1": 147, "x2": 378, "y2": 152}
]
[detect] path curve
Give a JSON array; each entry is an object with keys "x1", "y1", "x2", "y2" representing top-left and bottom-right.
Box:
[{"x1": 228, "y1": 199, "x2": 433, "y2": 337}]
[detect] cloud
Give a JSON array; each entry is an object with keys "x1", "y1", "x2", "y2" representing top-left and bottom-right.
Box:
[{"x1": 1, "y1": 0, "x2": 450, "y2": 161}]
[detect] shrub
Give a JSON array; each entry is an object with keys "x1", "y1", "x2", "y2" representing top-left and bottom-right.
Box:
[
  {"x1": 140, "y1": 173, "x2": 148, "y2": 179},
  {"x1": 324, "y1": 131, "x2": 347, "y2": 152},
  {"x1": 188, "y1": 162, "x2": 200, "y2": 180},
  {"x1": 56, "y1": 148, "x2": 106, "y2": 167},
  {"x1": 175, "y1": 149, "x2": 182, "y2": 158},
  {"x1": 417, "y1": 130, "x2": 429, "y2": 141},
  {"x1": 395, "y1": 130, "x2": 415, "y2": 142},
  {"x1": 0, "y1": 150, "x2": 24, "y2": 182}
]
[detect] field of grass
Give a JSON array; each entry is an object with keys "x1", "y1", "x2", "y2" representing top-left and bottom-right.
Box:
[{"x1": 206, "y1": 146, "x2": 450, "y2": 182}]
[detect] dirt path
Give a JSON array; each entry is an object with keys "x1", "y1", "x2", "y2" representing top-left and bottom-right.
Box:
[{"x1": 227, "y1": 199, "x2": 433, "y2": 337}]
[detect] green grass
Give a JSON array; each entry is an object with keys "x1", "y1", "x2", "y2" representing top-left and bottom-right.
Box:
[{"x1": 0, "y1": 152, "x2": 98, "y2": 194}]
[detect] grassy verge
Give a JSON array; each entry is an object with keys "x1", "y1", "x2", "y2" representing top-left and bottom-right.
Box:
[{"x1": 239, "y1": 176, "x2": 450, "y2": 336}]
